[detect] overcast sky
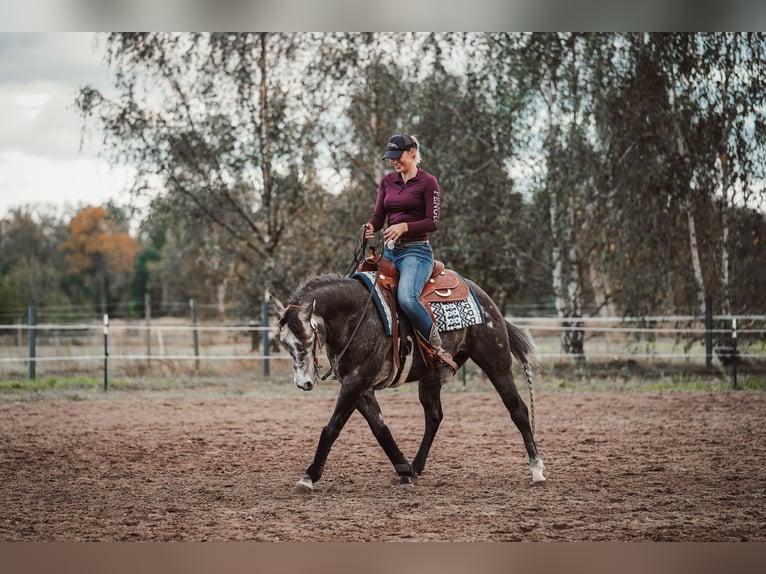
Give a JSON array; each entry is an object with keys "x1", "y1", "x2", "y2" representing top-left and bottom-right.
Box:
[{"x1": 0, "y1": 32, "x2": 135, "y2": 218}]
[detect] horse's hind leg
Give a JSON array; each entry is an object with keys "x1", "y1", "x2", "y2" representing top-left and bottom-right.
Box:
[
  {"x1": 490, "y1": 372, "x2": 546, "y2": 482},
  {"x1": 412, "y1": 378, "x2": 443, "y2": 476},
  {"x1": 355, "y1": 391, "x2": 415, "y2": 488},
  {"x1": 472, "y1": 340, "x2": 545, "y2": 483}
]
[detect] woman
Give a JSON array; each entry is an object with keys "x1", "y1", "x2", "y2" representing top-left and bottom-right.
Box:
[{"x1": 365, "y1": 133, "x2": 457, "y2": 382}]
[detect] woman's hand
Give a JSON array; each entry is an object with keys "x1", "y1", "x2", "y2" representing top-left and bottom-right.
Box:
[
  {"x1": 382, "y1": 223, "x2": 408, "y2": 244},
  {"x1": 364, "y1": 223, "x2": 375, "y2": 239}
]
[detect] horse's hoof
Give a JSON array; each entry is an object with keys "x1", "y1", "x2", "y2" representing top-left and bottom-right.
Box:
[
  {"x1": 293, "y1": 476, "x2": 314, "y2": 494},
  {"x1": 531, "y1": 469, "x2": 547, "y2": 483},
  {"x1": 398, "y1": 476, "x2": 415, "y2": 490},
  {"x1": 530, "y1": 459, "x2": 546, "y2": 483}
]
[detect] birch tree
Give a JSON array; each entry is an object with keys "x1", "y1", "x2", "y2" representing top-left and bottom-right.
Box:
[{"x1": 650, "y1": 33, "x2": 766, "y2": 315}]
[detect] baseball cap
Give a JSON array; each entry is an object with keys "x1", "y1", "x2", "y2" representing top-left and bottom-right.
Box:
[{"x1": 381, "y1": 134, "x2": 416, "y2": 160}]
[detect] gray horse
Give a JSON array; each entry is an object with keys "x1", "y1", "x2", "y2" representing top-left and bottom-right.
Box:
[{"x1": 272, "y1": 273, "x2": 546, "y2": 493}]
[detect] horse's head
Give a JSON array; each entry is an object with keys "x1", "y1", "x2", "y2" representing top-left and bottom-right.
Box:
[{"x1": 272, "y1": 297, "x2": 320, "y2": 391}]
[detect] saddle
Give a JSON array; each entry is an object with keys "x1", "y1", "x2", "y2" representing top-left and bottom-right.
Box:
[
  {"x1": 357, "y1": 247, "x2": 471, "y2": 304},
  {"x1": 357, "y1": 247, "x2": 469, "y2": 385}
]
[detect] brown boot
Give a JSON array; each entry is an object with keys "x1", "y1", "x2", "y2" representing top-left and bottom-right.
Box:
[{"x1": 427, "y1": 326, "x2": 458, "y2": 383}]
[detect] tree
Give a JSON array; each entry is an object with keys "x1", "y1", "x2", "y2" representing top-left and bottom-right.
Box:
[
  {"x1": 60, "y1": 206, "x2": 139, "y2": 313},
  {"x1": 74, "y1": 32, "x2": 766, "y2": 328},
  {"x1": 410, "y1": 54, "x2": 529, "y2": 311},
  {"x1": 493, "y1": 33, "x2": 604, "y2": 355},
  {"x1": 0, "y1": 207, "x2": 70, "y2": 321},
  {"x1": 332, "y1": 33, "x2": 540, "y2": 312},
  {"x1": 649, "y1": 33, "x2": 766, "y2": 315},
  {"x1": 589, "y1": 34, "x2": 693, "y2": 317},
  {"x1": 76, "y1": 33, "x2": 352, "y2": 303}
]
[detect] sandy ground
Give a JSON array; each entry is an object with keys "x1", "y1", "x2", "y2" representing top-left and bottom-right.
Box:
[{"x1": 1, "y1": 387, "x2": 764, "y2": 541}]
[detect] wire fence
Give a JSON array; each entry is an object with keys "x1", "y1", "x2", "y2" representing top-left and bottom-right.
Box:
[
  {"x1": 512, "y1": 315, "x2": 766, "y2": 361},
  {"x1": 2, "y1": 309, "x2": 765, "y2": 387}
]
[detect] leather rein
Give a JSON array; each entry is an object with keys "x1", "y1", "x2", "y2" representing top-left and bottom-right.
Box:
[{"x1": 294, "y1": 226, "x2": 383, "y2": 381}]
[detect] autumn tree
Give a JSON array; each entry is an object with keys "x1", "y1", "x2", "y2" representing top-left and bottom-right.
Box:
[{"x1": 61, "y1": 206, "x2": 140, "y2": 313}]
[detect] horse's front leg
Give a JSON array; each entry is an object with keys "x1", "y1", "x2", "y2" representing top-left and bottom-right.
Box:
[
  {"x1": 355, "y1": 390, "x2": 415, "y2": 488},
  {"x1": 295, "y1": 381, "x2": 365, "y2": 494}
]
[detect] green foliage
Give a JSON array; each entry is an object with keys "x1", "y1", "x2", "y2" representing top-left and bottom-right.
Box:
[{"x1": 0, "y1": 207, "x2": 71, "y2": 321}]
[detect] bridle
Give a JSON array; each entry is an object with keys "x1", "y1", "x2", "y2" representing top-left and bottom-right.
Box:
[
  {"x1": 285, "y1": 281, "x2": 377, "y2": 382},
  {"x1": 285, "y1": 226, "x2": 383, "y2": 382},
  {"x1": 284, "y1": 304, "x2": 332, "y2": 380}
]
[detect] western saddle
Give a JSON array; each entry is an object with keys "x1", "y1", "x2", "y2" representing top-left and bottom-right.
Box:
[{"x1": 356, "y1": 246, "x2": 468, "y2": 380}]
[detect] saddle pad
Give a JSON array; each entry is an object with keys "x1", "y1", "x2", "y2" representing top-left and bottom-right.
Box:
[{"x1": 353, "y1": 271, "x2": 485, "y2": 336}]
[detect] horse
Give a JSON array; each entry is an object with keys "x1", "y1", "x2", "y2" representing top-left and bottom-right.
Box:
[{"x1": 271, "y1": 272, "x2": 546, "y2": 493}]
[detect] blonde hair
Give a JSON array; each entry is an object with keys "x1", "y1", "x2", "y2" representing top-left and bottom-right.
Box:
[{"x1": 410, "y1": 134, "x2": 422, "y2": 165}]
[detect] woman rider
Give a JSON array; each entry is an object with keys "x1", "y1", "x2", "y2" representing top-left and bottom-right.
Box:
[{"x1": 364, "y1": 133, "x2": 457, "y2": 382}]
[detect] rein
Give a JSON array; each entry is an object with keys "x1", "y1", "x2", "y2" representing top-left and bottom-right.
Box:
[
  {"x1": 318, "y1": 285, "x2": 377, "y2": 381},
  {"x1": 299, "y1": 225, "x2": 384, "y2": 381},
  {"x1": 345, "y1": 224, "x2": 375, "y2": 277}
]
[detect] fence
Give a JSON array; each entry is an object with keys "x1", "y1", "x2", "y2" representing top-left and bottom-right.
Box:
[{"x1": 1, "y1": 305, "x2": 764, "y2": 388}]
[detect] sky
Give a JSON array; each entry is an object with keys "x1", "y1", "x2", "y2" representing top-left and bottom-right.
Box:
[{"x1": 0, "y1": 32, "x2": 135, "y2": 219}]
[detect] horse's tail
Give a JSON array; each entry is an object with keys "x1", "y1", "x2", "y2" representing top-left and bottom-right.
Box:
[{"x1": 505, "y1": 319, "x2": 539, "y2": 436}]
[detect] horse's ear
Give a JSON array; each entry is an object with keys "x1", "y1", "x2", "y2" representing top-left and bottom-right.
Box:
[{"x1": 270, "y1": 296, "x2": 285, "y2": 317}]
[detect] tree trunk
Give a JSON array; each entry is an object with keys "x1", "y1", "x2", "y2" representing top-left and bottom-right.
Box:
[
  {"x1": 685, "y1": 196, "x2": 707, "y2": 316},
  {"x1": 717, "y1": 40, "x2": 733, "y2": 316},
  {"x1": 666, "y1": 53, "x2": 708, "y2": 316},
  {"x1": 546, "y1": 38, "x2": 586, "y2": 360}
]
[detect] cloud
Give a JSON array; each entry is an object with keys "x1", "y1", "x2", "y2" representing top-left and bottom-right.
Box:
[
  {"x1": 0, "y1": 33, "x2": 110, "y2": 160},
  {"x1": 0, "y1": 151, "x2": 135, "y2": 215},
  {"x1": 0, "y1": 33, "x2": 134, "y2": 216},
  {"x1": 0, "y1": 33, "x2": 107, "y2": 86}
]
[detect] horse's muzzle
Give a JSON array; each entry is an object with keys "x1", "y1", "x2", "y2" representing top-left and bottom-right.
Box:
[{"x1": 295, "y1": 379, "x2": 314, "y2": 391}]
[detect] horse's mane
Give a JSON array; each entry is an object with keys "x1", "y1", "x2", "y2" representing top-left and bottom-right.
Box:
[
  {"x1": 288, "y1": 273, "x2": 346, "y2": 304},
  {"x1": 278, "y1": 273, "x2": 347, "y2": 336}
]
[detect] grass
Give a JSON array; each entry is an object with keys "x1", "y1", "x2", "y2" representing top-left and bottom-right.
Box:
[
  {"x1": 1, "y1": 360, "x2": 764, "y2": 404},
  {"x1": 0, "y1": 373, "x2": 331, "y2": 403}
]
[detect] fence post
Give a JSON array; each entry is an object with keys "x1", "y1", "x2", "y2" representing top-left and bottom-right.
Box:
[
  {"x1": 27, "y1": 306, "x2": 36, "y2": 381},
  {"x1": 190, "y1": 298, "x2": 199, "y2": 371},
  {"x1": 103, "y1": 314, "x2": 109, "y2": 392},
  {"x1": 262, "y1": 290, "x2": 270, "y2": 378},
  {"x1": 704, "y1": 296, "x2": 713, "y2": 369},
  {"x1": 145, "y1": 293, "x2": 151, "y2": 365},
  {"x1": 731, "y1": 318, "x2": 738, "y2": 389}
]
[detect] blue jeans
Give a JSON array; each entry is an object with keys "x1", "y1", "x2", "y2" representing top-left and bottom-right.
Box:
[{"x1": 384, "y1": 242, "x2": 434, "y2": 342}]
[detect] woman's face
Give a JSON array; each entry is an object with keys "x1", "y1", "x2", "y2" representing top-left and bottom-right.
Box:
[{"x1": 389, "y1": 148, "x2": 416, "y2": 173}]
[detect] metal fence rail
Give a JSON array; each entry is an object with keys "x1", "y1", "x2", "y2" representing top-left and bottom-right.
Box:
[{"x1": 1, "y1": 313, "x2": 764, "y2": 388}]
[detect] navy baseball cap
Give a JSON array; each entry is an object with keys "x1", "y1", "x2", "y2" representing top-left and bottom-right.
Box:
[{"x1": 382, "y1": 134, "x2": 416, "y2": 160}]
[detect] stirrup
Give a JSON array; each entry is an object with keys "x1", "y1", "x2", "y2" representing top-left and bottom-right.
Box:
[
  {"x1": 416, "y1": 329, "x2": 458, "y2": 378},
  {"x1": 434, "y1": 348, "x2": 458, "y2": 375}
]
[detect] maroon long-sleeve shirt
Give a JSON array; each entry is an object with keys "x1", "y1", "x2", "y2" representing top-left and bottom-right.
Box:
[{"x1": 367, "y1": 168, "x2": 441, "y2": 243}]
